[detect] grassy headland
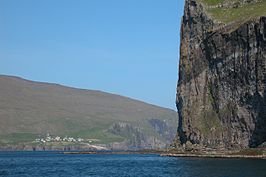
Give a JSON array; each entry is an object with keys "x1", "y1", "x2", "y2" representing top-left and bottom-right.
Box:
[{"x1": 199, "y1": 0, "x2": 266, "y2": 24}]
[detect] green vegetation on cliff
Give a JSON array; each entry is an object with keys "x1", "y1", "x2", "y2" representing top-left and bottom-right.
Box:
[{"x1": 200, "y1": 0, "x2": 266, "y2": 24}]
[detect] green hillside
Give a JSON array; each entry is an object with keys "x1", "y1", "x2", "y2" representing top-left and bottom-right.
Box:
[
  {"x1": 0, "y1": 75, "x2": 177, "y2": 149},
  {"x1": 200, "y1": 0, "x2": 266, "y2": 24}
]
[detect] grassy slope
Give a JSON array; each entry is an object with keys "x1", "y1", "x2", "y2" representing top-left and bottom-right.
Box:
[
  {"x1": 0, "y1": 75, "x2": 177, "y2": 145},
  {"x1": 199, "y1": 0, "x2": 266, "y2": 24},
  {"x1": 201, "y1": 0, "x2": 238, "y2": 6}
]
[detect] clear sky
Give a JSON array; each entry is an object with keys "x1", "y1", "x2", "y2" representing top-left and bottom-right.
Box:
[{"x1": 0, "y1": 0, "x2": 184, "y2": 109}]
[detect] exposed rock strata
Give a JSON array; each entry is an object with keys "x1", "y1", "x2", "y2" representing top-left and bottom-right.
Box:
[
  {"x1": 175, "y1": 0, "x2": 266, "y2": 150},
  {"x1": 108, "y1": 120, "x2": 175, "y2": 150}
]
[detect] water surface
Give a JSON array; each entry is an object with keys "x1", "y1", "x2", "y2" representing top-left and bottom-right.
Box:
[{"x1": 0, "y1": 152, "x2": 265, "y2": 177}]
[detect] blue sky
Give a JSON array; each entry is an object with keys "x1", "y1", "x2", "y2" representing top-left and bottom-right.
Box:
[{"x1": 0, "y1": 0, "x2": 184, "y2": 109}]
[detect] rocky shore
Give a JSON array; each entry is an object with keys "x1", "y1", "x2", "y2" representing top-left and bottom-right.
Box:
[
  {"x1": 161, "y1": 153, "x2": 266, "y2": 159},
  {"x1": 162, "y1": 147, "x2": 266, "y2": 159},
  {"x1": 61, "y1": 148, "x2": 266, "y2": 159}
]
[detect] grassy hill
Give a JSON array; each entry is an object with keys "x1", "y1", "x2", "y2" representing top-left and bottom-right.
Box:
[
  {"x1": 0, "y1": 75, "x2": 177, "y2": 149},
  {"x1": 199, "y1": 0, "x2": 266, "y2": 24}
]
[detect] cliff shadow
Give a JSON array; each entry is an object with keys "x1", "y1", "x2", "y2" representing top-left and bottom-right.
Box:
[{"x1": 249, "y1": 89, "x2": 266, "y2": 147}]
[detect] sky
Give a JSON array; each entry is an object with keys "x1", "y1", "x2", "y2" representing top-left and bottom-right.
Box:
[{"x1": 0, "y1": 0, "x2": 184, "y2": 110}]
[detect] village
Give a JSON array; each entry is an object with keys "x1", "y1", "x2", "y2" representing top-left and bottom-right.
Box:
[{"x1": 34, "y1": 134, "x2": 86, "y2": 144}]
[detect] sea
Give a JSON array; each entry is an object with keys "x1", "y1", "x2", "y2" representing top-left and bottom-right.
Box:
[{"x1": 0, "y1": 152, "x2": 265, "y2": 177}]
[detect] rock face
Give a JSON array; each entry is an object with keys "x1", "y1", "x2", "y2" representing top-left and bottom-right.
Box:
[
  {"x1": 175, "y1": 0, "x2": 266, "y2": 150},
  {"x1": 108, "y1": 120, "x2": 176, "y2": 150}
]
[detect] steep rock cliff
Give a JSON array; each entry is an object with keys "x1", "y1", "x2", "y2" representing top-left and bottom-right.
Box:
[{"x1": 176, "y1": 0, "x2": 266, "y2": 150}]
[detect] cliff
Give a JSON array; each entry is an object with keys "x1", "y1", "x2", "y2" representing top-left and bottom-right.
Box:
[{"x1": 175, "y1": 0, "x2": 266, "y2": 150}]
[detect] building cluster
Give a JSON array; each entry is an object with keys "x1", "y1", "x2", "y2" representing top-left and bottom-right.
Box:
[{"x1": 34, "y1": 134, "x2": 84, "y2": 143}]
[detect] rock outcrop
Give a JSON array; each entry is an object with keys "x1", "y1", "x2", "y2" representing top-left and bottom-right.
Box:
[
  {"x1": 175, "y1": 0, "x2": 266, "y2": 150},
  {"x1": 108, "y1": 120, "x2": 175, "y2": 150}
]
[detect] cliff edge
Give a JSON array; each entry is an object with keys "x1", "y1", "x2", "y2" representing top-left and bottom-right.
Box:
[{"x1": 174, "y1": 0, "x2": 266, "y2": 150}]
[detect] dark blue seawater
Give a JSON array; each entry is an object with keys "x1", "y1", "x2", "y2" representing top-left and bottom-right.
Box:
[{"x1": 0, "y1": 152, "x2": 265, "y2": 177}]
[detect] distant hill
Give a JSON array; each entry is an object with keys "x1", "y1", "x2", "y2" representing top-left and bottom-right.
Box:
[{"x1": 0, "y1": 75, "x2": 177, "y2": 150}]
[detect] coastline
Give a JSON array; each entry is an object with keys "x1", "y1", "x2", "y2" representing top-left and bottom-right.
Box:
[
  {"x1": 62, "y1": 149, "x2": 165, "y2": 155},
  {"x1": 62, "y1": 148, "x2": 266, "y2": 159},
  {"x1": 1, "y1": 148, "x2": 266, "y2": 159},
  {"x1": 161, "y1": 153, "x2": 266, "y2": 159}
]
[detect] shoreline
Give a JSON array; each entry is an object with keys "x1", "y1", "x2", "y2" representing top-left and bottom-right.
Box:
[
  {"x1": 62, "y1": 149, "x2": 266, "y2": 159},
  {"x1": 161, "y1": 153, "x2": 266, "y2": 159},
  {"x1": 1, "y1": 149, "x2": 266, "y2": 159},
  {"x1": 62, "y1": 149, "x2": 165, "y2": 155}
]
